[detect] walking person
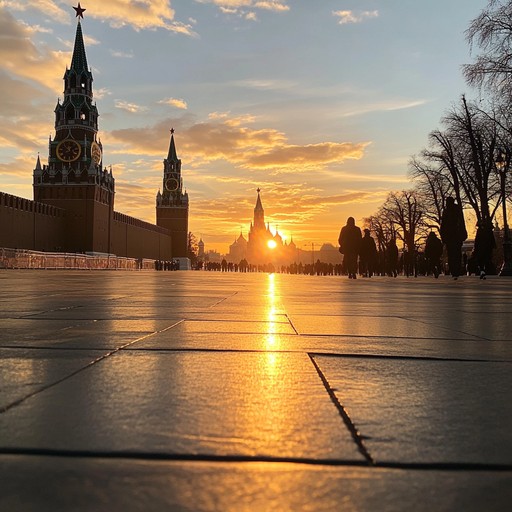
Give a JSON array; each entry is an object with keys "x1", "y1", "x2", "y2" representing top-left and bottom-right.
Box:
[
  {"x1": 385, "y1": 237, "x2": 399, "y2": 277},
  {"x1": 359, "y1": 228, "x2": 378, "y2": 277},
  {"x1": 473, "y1": 220, "x2": 496, "y2": 279},
  {"x1": 440, "y1": 197, "x2": 467, "y2": 279},
  {"x1": 338, "y1": 217, "x2": 362, "y2": 279},
  {"x1": 424, "y1": 231, "x2": 443, "y2": 278}
]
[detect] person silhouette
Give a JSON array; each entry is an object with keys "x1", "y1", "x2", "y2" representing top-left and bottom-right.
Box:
[
  {"x1": 440, "y1": 197, "x2": 467, "y2": 279},
  {"x1": 386, "y1": 238, "x2": 399, "y2": 277},
  {"x1": 424, "y1": 231, "x2": 443, "y2": 278},
  {"x1": 338, "y1": 217, "x2": 362, "y2": 279},
  {"x1": 473, "y1": 220, "x2": 496, "y2": 279},
  {"x1": 359, "y1": 228, "x2": 378, "y2": 277}
]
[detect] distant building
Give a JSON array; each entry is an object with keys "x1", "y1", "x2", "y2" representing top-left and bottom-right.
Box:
[
  {"x1": 225, "y1": 189, "x2": 341, "y2": 266},
  {"x1": 198, "y1": 238, "x2": 205, "y2": 260}
]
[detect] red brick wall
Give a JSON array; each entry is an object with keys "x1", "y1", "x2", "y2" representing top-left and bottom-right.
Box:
[{"x1": 0, "y1": 192, "x2": 65, "y2": 251}]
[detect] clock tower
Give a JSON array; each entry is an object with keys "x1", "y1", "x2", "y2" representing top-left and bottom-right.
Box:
[
  {"x1": 156, "y1": 129, "x2": 189, "y2": 257},
  {"x1": 33, "y1": 4, "x2": 114, "y2": 253}
]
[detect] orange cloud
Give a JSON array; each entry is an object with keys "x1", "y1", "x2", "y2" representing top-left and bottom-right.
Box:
[
  {"x1": 109, "y1": 115, "x2": 369, "y2": 174},
  {"x1": 81, "y1": 0, "x2": 197, "y2": 36},
  {"x1": 158, "y1": 97, "x2": 188, "y2": 109},
  {"x1": 0, "y1": 9, "x2": 69, "y2": 93}
]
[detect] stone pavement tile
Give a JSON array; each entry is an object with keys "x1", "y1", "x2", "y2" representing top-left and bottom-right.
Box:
[
  {"x1": 0, "y1": 348, "x2": 106, "y2": 411},
  {"x1": 21, "y1": 301, "x2": 223, "y2": 320},
  {"x1": 165, "y1": 319, "x2": 296, "y2": 335},
  {"x1": 130, "y1": 332, "x2": 297, "y2": 351},
  {"x1": 314, "y1": 355, "x2": 512, "y2": 465},
  {"x1": 0, "y1": 318, "x2": 98, "y2": 342},
  {"x1": 131, "y1": 331, "x2": 512, "y2": 362},
  {"x1": 0, "y1": 319, "x2": 178, "y2": 347},
  {"x1": 0, "y1": 352, "x2": 363, "y2": 461},
  {"x1": 288, "y1": 314, "x2": 484, "y2": 340},
  {"x1": 1, "y1": 456, "x2": 512, "y2": 512},
  {"x1": 410, "y1": 311, "x2": 512, "y2": 341},
  {"x1": 182, "y1": 312, "x2": 290, "y2": 322},
  {"x1": 8, "y1": 332, "x2": 156, "y2": 350}
]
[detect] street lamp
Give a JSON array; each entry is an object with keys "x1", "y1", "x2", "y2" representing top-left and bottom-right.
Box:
[{"x1": 496, "y1": 150, "x2": 512, "y2": 276}]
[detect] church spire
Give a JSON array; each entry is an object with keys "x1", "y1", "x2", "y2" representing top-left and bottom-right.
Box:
[{"x1": 253, "y1": 188, "x2": 265, "y2": 229}]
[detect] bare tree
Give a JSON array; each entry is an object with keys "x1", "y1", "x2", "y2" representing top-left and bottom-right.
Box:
[
  {"x1": 379, "y1": 190, "x2": 427, "y2": 253},
  {"x1": 363, "y1": 214, "x2": 394, "y2": 252},
  {"x1": 408, "y1": 156, "x2": 452, "y2": 232},
  {"x1": 420, "y1": 96, "x2": 503, "y2": 227},
  {"x1": 463, "y1": 0, "x2": 512, "y2": 100},
  {"x1": 187, "y1": 231, "x2": 198, "y2": 265}
]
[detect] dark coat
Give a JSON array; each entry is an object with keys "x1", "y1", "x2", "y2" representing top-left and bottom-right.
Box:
[
  {"x1": 338, "y1": 224, "x2": 362, "y2": 256},
  {"x1": 360, "y1": 233, "x2": 378, "y2": 261},
  {"x1": 424, "y1": 232, "x2": 443, "y2": 260},
  {"x1": 474, "y1": 224, "x2": 496, "y2": 261},
  {"x1": 440, "y1": 200, "x2": 467, "y2": 246}
]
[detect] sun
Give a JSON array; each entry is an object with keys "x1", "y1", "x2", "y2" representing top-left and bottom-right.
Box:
[{"x1": 267, "y1": 239, "x2": 277, "y2": 250}]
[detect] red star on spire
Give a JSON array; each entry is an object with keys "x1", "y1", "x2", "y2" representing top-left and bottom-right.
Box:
[
  {"x1": 170, "y1": 128, "x2": 175, "y2": 134},
  {"x1": 73, "y1": 3, "x2": 86, "y2": 19}
]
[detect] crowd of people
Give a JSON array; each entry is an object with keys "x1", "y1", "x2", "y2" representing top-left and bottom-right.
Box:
[
  {"x1": 190, "y1": 197, "x2": 498, "y2": 278},
  {"x1": 155, "y1": 259, "x2": 180, "y2": 271},
  {"x1": 335, "y1": 196, "x2": 498, "y2": 280}
]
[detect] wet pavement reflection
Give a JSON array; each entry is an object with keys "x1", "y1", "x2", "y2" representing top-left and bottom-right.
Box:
[{"x1": 1, "y1": 270, "x2": 512, "y2": 510}]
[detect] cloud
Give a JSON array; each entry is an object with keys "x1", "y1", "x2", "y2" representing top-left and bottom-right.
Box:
[
  {"x1": 0, "y1": 8, "x2": 69, "y2": 93},
  {"x1": 4, "y1": 0, "x2": 198, "y2": 36},
  {"x1": 0, "y1": 155, "x2": 40, "y2": 177},
  {"x1": 108, "y1": 114, "x2": 369, "y2": 177},
  {"x1": 110, "y1": 49, "x2": 134, "y2": 58},
  {"x1": 94, "y1": 87, "x2": 111, "y2": 99},
  {"x1": 114, "y1": 100, "x2": 148, "y2": 113},
  {"x1": 197, "y1": 0, "x2": 289, "y2": 17},
  {"x1": 1, "y1": 0, "x2": 69, "y2": 23},
  {"x1": 0, "y1": 70, "x2": 52, "y2": 156},
  {"x1": 340, "y1": 99, "x2": 428, "y2": 118},
  {"x1": 158, "y1": 97, "x2": 188, "y2": 109},
  {"x1": 245, "y1": 141, "x2": 367, "y2": 170},
  {"x1": 254, "y1": 1, "x2": 289, "y2": 12},
  {"x1": 80, "y1": 0, "x2": 197, "y2": 36},
  {"x1": 333, "y1": 10, "x2": 379, "y2": 25}
]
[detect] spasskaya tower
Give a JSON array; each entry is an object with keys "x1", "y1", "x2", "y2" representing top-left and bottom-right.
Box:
[{"x1": 32, "y1": 3, "x2": 114, "y2": 253}]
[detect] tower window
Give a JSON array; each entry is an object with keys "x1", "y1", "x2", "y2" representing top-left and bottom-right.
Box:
[{"x1": 80, "y1": 113, "x2": 86, "y2": 120}]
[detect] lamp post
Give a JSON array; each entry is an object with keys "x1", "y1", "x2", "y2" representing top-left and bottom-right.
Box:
[{"x1": 496, "y1": 150, "x2": 512, "y2": 276}]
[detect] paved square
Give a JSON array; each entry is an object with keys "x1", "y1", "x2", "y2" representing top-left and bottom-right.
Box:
[{"x1": 1, "y1": 270, "x2": 511, "y2": 511}]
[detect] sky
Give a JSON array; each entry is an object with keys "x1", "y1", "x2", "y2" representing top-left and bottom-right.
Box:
[{"x1": 0, "y1": 0, "x2": 488, "y2": 254}]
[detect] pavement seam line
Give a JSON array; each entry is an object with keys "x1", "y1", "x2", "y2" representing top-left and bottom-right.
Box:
[
  {"x1": 0, "y1": 320, "x2": 184, "y2": 415},
  {"x1": 208, "y1": 292, "x2": 238, "y2": 308},
  {"x1": 285, "y1": 314, "x2": 299, "y2": 334},
  {"x1": 308, "y1": 353, "x2": 375, "y2": 466},
  {"x1": 2, "y1": 448, "x2": 511, "y2": 471}
]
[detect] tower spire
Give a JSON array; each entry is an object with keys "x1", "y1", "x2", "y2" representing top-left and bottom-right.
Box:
[
  {"x1": 167, "y1": 128, "x2": 178, "y2": 162},
  {"x1": 70, "y1": 20, "x2": 89, "y2": 74},
  {"x1": 253, "y1": 188, "x2": 265, "y2": 229}
]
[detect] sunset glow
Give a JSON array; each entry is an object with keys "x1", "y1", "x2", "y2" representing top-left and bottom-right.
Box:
[{"x1": 0, "y1": 1, "x2": 484, "y2": 254}]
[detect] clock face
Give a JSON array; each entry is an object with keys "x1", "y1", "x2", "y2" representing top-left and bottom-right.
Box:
[
  {"x1": 56, "y1": 139, "x2": 81, "y2": 162},
  {"x1": 165, "y1": 177, "x2": 179, "y2": 191},
  {"x1": 91, "y1": 141, "x2": 102, "y2": 164}
]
